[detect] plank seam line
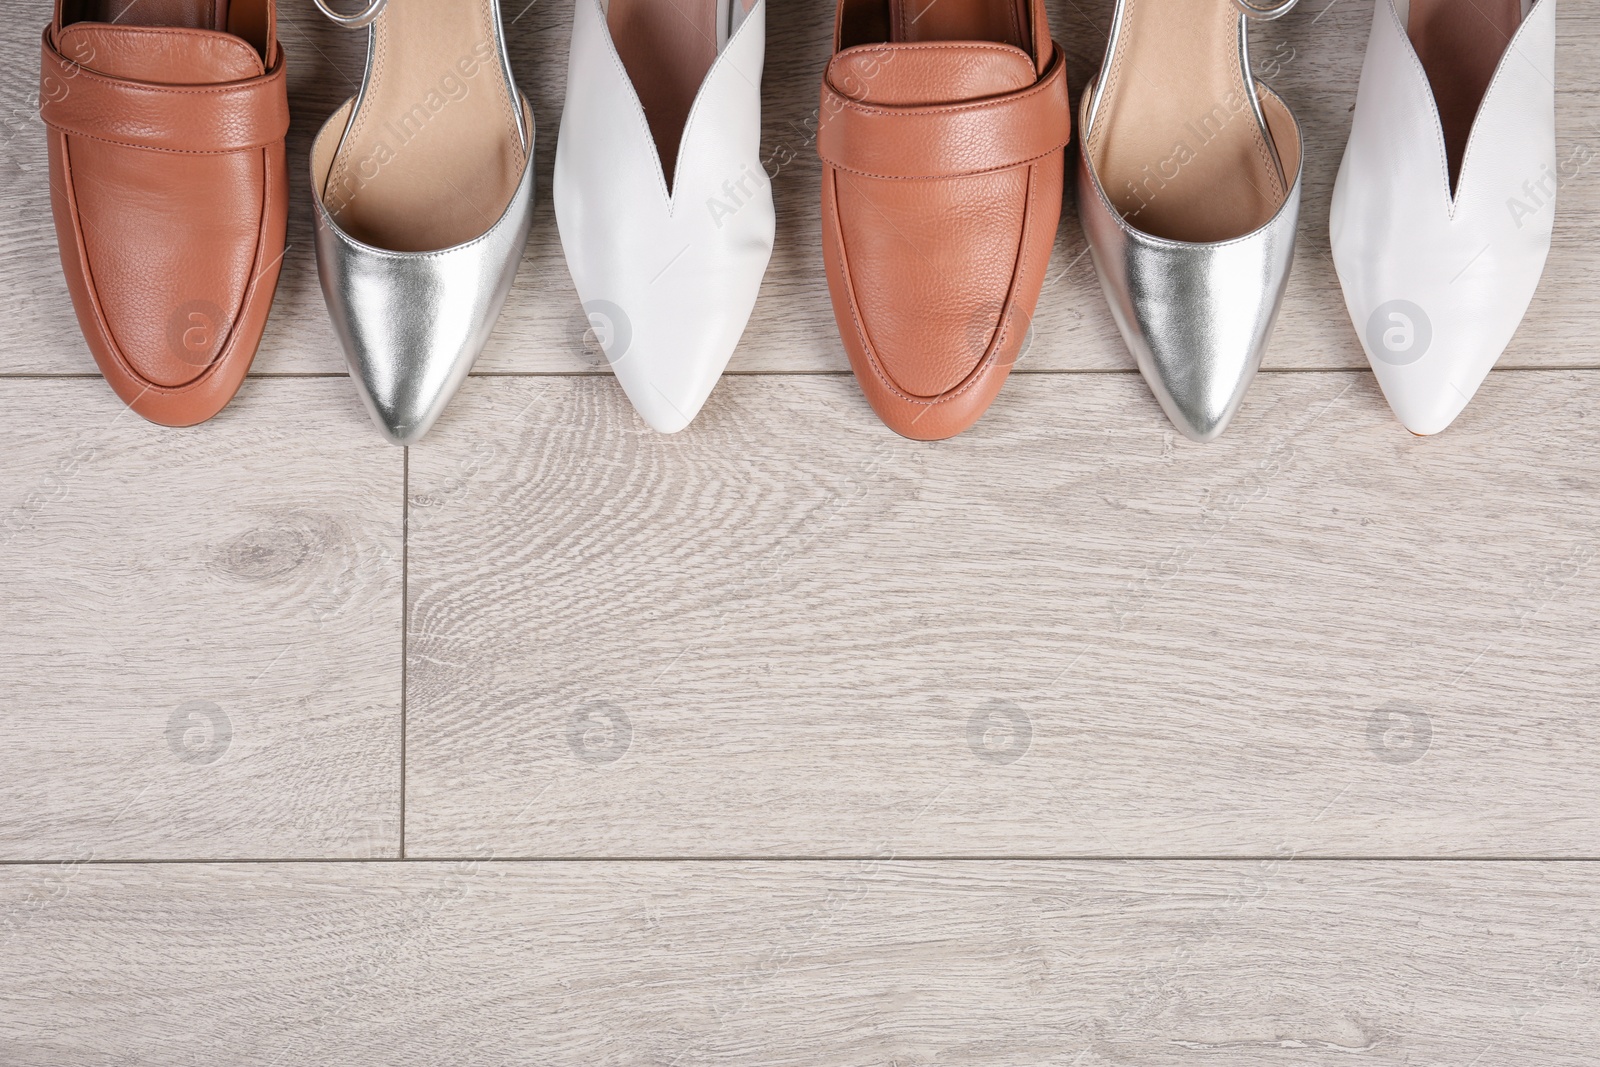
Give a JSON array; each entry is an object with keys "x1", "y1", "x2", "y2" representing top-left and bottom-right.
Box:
[{"x1": 5, "y1": 856, "x2": 1600, "y2": 866}]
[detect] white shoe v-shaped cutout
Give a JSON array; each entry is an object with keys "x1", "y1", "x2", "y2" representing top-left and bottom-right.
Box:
[
  {"x1": 554, "y1": 0, "x2": 774, "y2": 433},
  {"x1": 1331, "y1": 0, "x2": 1557, "y2": 435}
]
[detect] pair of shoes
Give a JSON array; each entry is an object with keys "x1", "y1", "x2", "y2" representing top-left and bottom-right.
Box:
[
  {"x1": 818, "y1": 0, "x2": 1300, "y2": 442},
  {"x1": 1331, "y1": 0, "x2": 1557, "y2": 435},
  {"x1": 41, "y1": 0, "x2": 289, "y2": 427},
  {"x1": 39, "y1": 0, "x2": 530, "y2": 440}
]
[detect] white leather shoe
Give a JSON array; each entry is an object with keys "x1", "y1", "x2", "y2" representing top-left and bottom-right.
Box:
[
  {"x1": 554, "y1": 0, "x2": 774, "y2": 434},
  {"x1": 1330, "y1": 0, "x2": 1557, "y2": 436}
]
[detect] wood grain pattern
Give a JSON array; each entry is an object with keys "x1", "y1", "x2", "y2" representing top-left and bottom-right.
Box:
[
  {"x1": 0, "y1": 380, "x2": 402, "y2": 861},
  {"x1": 3, "y1": 860, "x2": 1599, "y2": 1065},
  {"x1": 0, "y1": 0, "x2": 1594, "y2": 375},
  {"x1": 404, "y1": 371, "x2": 1600, "y2": 858},
  {"x1": 1, "y1": 4, "x2": 1599, "y2": 1048}
]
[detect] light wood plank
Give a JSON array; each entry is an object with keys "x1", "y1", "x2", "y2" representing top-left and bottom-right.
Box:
[
  {"x1": 2, "y1": 860, "x2": 1599, "y2": 1064},
  {"x1": 0, "y1": 380, "x2": 402, "y2": 860},
  {"x1": 405, "y1": 371, "x2": 1600, "y2": 858},
  {"x1": 1, "y1": 1, "x2": 1594, "y2": 374}
]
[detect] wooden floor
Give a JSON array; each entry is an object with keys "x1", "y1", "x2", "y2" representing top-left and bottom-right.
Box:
[{"x1": 3, "y1": 0, "x2": 1599, "y2": 1062}]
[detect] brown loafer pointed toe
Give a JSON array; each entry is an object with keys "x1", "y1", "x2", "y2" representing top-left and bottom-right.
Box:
[
  {"x1": 818, "y1": 0, "x2": 1070, "y2": 440},
  {"x1": 40, "y1": 0, "x2": 289, "y2": 427}
]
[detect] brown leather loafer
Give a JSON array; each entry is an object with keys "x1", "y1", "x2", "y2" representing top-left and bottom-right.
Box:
[
  {"x1": 40, "y1": 0, "x2": 289, "y2": 427},
  {"x1": 818, "y1": 0, "x2": 1069, "y2": 440}
]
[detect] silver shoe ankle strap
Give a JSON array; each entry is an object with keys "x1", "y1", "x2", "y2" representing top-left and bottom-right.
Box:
[{"x1": 312, "y1": 0, "x2": 387, "y2": 28}]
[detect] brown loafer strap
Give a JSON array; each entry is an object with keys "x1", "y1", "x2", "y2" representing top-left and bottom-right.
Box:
[
  {"x1": 817, "y1": 42, "x2": 1071, "y2": 180},
  {"x1": 39, "y1": 28, "x2": 289, "y2": 154}
]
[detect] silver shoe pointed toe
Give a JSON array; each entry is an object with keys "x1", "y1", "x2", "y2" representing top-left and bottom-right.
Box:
[
  {"x1": 1077, "y1": 0, "x2": 1303, "y2": 443},
  {"x1": 309, "y1": 0, "x2": 535, "y2": 445},
  {"x1": 1076, "y1": 101, "x2": 1301, "y2": 442},
  {"x1": 311, "y1": 102, "x2": 535, "y2": 446}
]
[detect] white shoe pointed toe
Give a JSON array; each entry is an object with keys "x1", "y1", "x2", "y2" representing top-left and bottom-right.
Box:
[
  {"x1": 554, "y1": 0, "x2": 774, "y2": 434},
  {"x1": 607, "y1": 334, "x2": 722, "y2": 435},
  {"x1": 1331, "y1": 0, "x2": 1557, "y2": 436}
]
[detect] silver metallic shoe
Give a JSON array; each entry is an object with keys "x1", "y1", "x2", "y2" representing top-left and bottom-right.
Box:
[
  {"x1": 1077, "y1": 0, "x2": 1302, "y2": 442},
  {"x1": 310, "y1": 0, "x2": 535, "y2": 445}
]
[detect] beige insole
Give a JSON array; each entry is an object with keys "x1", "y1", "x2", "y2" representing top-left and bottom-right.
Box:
[
  {"x1": 1409, "y1": 0, "x2": 1524, "y2": 193},
  {"x1": 608, "y1": 0, "x2": 720, "y2": 191},
  {"x1": 323, "y1": 0, "x2": 525, "y2": 252},
  {"x1": 1087, "y1": 0, "x2": 1293, "y2": 243},
  {"x1": 887, "y1": 0, "x2": 1029, "y2": 49}
]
